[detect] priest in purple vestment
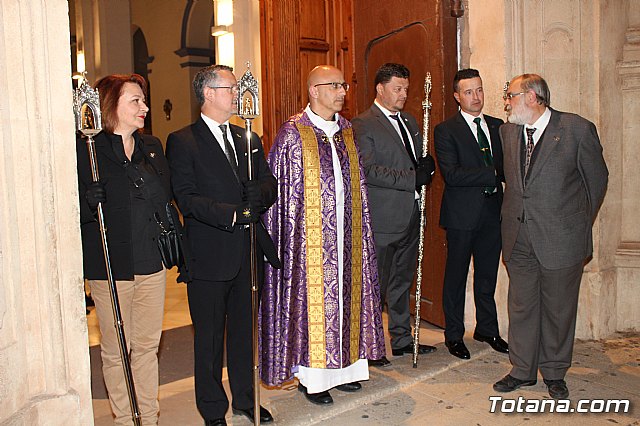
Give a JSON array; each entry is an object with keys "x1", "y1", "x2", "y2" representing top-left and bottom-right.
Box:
[{"x1": 260, "y1": 65, "x2": 386, "y2": 405}]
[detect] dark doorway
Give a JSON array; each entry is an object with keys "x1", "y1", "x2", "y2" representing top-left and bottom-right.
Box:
[{"x1": 133, "y1": 27, "x2": 154, "y2": 134}]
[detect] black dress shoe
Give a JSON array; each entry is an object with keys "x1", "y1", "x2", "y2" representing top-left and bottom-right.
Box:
[
  {"x1": 205, "y1": 418, "x2": 226, "y2": 426},
  {"x1": 391, "y1": 343, "x2": 436, "y2": 356},
  {"x1": 232, "y1": 405, "x2": 273, "y2": 423},
  {"x1": 473, "y1": 332, "x2": 509, "y2": 354},
  {"x1": 298, "y1": 383, "x2": 333, "y2": 405},
  {"x1": 368, "y1": 356, "x2": 391, "y2": 368},
  {"x1": 544, "y1": 379, "x2": 569, "y2": 399},
  {"x1": 445, "y1": 340, "x2": 470, "y2": 359},
  {"x1": 335, "y1": 381, "x2": 362, "y2": 392},
  {"x1": 493, "y1": 374, "x2": 537, "y2": 392}
]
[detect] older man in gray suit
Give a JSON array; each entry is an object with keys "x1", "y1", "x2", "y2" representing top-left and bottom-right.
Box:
[
  {"x1": 493, "y1": 74, "x2": 608, "y2": 399},
  {"x1": 352, "y1": 63, "x2": 436, "y2": 366}
]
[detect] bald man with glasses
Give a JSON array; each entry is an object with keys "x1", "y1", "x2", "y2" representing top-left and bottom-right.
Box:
[{"x1": 260, "y1": 65, "x2": 385, "y2": 406}]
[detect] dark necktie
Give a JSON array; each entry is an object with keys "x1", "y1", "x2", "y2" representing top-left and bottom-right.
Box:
[
  {"x1": 389, "y1": 114, "x2": 417, "y2": 166},
  {"x1": 219, "y1": 124, "x2": 239, "y2": 181},
  {"x1": 473, "y1": 117, "x2": 495, "y2": 194},
  {"x1": 524, "y1": 127, "x2": 536, "y2": 178}
]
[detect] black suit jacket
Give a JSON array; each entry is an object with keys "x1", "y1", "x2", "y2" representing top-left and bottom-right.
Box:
[
  {"x1": 77, "y1": 131, "x2": 173, "y2": 280},
  {"x1": 352, "y1": 104, "x2": 423, "y2": 234},
  {"x1": 434, "y1": 112, "x2": 504, "y2": 231},
  {"x1": 166, "y1": 118, "x2": 278, "y2": 282}
]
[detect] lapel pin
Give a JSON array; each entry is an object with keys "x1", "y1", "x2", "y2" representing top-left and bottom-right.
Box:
[
  {"x1": 554, "y1": 136, "x2": 560, "y2": 142},
  {"x1": 150, "y1": 152, "x2": 156, "y2": 158}
]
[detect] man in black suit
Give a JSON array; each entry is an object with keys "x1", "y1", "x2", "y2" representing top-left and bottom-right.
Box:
[
  {"x1": 434, "y1": 68, "x2": 508, "y2": 360},
  {"x1": 167, "y1": 65, "x2": 276, "y2": 426},
  {"x1": 352, "y1": 63, "x2": 437, "y2": 367}
]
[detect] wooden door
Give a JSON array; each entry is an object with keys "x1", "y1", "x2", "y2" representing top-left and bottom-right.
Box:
[
  {"x1": 352, "y1": 0, "x2": 458, "y2": 328},
  {"x1": 260, "y1": 0, "x2": 459, "y2": 328},
  {"x1": 259, "y1": 0, "x2": 354, "y2": 152}
]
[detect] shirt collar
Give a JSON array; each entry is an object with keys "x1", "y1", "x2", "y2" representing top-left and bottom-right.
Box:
[
  {"x1": 524, "y1": 107, "x2": 551, "y2": 139},
  {"x1": 305, "y1": 104, "x2": 340, "y2": 137},
  {"x1": 374, "y1": 100, "x2": 399, "y2": 119},
  {"x1": 528, "y1": 107, "x2": 551, "y2": 131},
  {"x1": 201, "y1": 112, "x2": 228, "y2": 134},
  {"x1": 459, "y1": 109, "x2": 485, "y2": 127}
]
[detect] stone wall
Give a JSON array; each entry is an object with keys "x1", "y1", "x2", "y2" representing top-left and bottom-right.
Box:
[
  {"x1": 463, "y1": 0, "x2": 639, "y2": 339},
  {"x1": 0, "y1": 1, "x2": 93, "y2": 424}
]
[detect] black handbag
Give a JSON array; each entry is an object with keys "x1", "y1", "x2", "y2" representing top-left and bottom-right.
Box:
[
  {"x1": 121, "y1": 151, "x2": 185, "y2": 270},
  {"x1": 154, "y1": 203, "x2": 184, "y2": 269}
]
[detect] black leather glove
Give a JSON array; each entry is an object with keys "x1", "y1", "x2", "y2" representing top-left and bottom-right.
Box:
[
  {"x1": 235, "y1": 202, "x2": 260, "y2": 224},
  {"x1": 85, "y1": 181, "x2": 106, "y2": 211},
  {"x1": 415, "y1": 154, "x2": 435, "y2": 190},
  {"x1": 415, "y1": 167, "x2": 432, "y2": 189},
  {"x1": 417, "y1": 154, "x2": 436, "y2": 176},
  {"x1": 242, "y1": 180, "x2": 266, "y2": 212}
]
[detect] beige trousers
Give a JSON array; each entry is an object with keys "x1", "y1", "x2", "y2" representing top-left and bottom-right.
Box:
[{"x1": 90, "y1": 268, "x2": 166, "y2": 425}]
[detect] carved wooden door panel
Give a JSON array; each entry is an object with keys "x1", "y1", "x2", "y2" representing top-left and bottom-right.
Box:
[{"x1": 260, "y1": 0, "x2": 354, "y2": 152}]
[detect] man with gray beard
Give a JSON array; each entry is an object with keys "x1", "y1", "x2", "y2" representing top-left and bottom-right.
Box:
[{"x1": 493, "y1": 74, "x2": 608, "y2": 400}]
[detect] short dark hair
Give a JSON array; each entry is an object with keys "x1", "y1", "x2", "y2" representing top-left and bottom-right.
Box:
[
  {"x1": 518, "y1": 73, "x2": 551, "y2": 106},
  {"x1": 453, "y1": 68, "x2": 480, "y2": 92},
  {"x1": 374, "y1": 63, "x2": 410, "y2": 87},
  {"x1": 94, "y1": 74, "x2": 147, "y2": 134},
  {"x1": 193, "y1": 64, "x2": 234, "y2": 104}
]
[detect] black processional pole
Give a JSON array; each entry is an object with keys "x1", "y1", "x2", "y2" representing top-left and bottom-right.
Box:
[
  {"x1": 73, "y1": 74, "x2": 142, "y2": 426},
  {"x1": 237, "y1": 62, "x2": 261, "y2": 426}
]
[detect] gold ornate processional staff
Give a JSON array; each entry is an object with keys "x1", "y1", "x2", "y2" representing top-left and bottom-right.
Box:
[
  {"x1": 413, "y1": 72, "x2": 432, "y2": 369},
  {"x1": 236, "y1": 62, "x2": 261, "y2": 426}
]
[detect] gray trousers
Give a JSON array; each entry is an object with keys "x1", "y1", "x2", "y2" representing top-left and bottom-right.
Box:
[
  {"x1": 505, "y1": 225, "x2": 584, "y2": 381},
  {"x1": 375, "y1": 201, "x2": 420, "y2": 350}
]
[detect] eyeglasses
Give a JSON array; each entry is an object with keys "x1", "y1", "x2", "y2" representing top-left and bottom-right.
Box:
[
  {"x1": 503, "y1": 91, "x2": 526, "y2": 101},
  {"x1": 314, "y1": 82, "x2": 350, "y2": 91},
  {"x1": 210, "y1": 85, "x2": 239, "y2": 93}
]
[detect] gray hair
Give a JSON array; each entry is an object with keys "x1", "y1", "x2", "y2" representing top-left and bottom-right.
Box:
[
  {"x1": 193, "y1": 64, "x2": 234, "y2": 104},
  {"x1": 518, "y1": 73, "x2": 551, "y2": 107}
]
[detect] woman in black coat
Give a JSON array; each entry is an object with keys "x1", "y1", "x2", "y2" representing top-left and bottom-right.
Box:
[{"x1": 76, "y1": 74, "x2": 181, "y2": 425}]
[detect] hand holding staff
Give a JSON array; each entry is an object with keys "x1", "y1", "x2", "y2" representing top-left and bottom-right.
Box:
[{"x1": 237, "y1": 64, "x2": 262, "y2": 426}]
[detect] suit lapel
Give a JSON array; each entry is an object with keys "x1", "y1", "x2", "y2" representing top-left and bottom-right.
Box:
[
  {"x1": 231, "y1": 124, "x2": 248, "y2": 182},
  {"x1": 400, "y1": 112, "x2": 422, "y2": 158},
  {"x1": 454, "y1": 112, "x2": 485, "y2": 164},
  {"x1": 194, "y1": 118, "x2": 241, "y2": 184},
  {"x1": 526, "y1": 110, "x2": 563, "y2": 185},
  {"x1": 504, "y1": 124, "x2": 525, "y2": 192},
  {"x1": 371, "y1": 104, "x2": 405, "y2": 151},
  {"x1": 94, "y1": 132, "x2": 122, "y2": 167}
]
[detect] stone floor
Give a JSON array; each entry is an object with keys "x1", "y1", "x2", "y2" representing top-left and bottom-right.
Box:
[{"x1": 90, "y1": 272, "x2": 640, "y2": 425}]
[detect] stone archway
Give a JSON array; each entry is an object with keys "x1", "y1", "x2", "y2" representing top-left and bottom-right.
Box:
[
  {"x1": 174, "y1": 0, "x2": 215, "y2": 119},
  {"x1": 175, "y1": 0, "x2": 215, "y2": 68}
]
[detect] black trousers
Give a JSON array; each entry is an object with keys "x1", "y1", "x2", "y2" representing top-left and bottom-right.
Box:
[
  {"x1": 442, "y1": 194, "x2": 501, "y2": 342},
  {"x1": 187, "y1": 231, "x2": 254, "y2": 420}
]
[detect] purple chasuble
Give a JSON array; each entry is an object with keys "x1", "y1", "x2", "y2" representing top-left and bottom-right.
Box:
[{"x1": 259, "y1": 111, "x2": 385, "y2": 387}]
